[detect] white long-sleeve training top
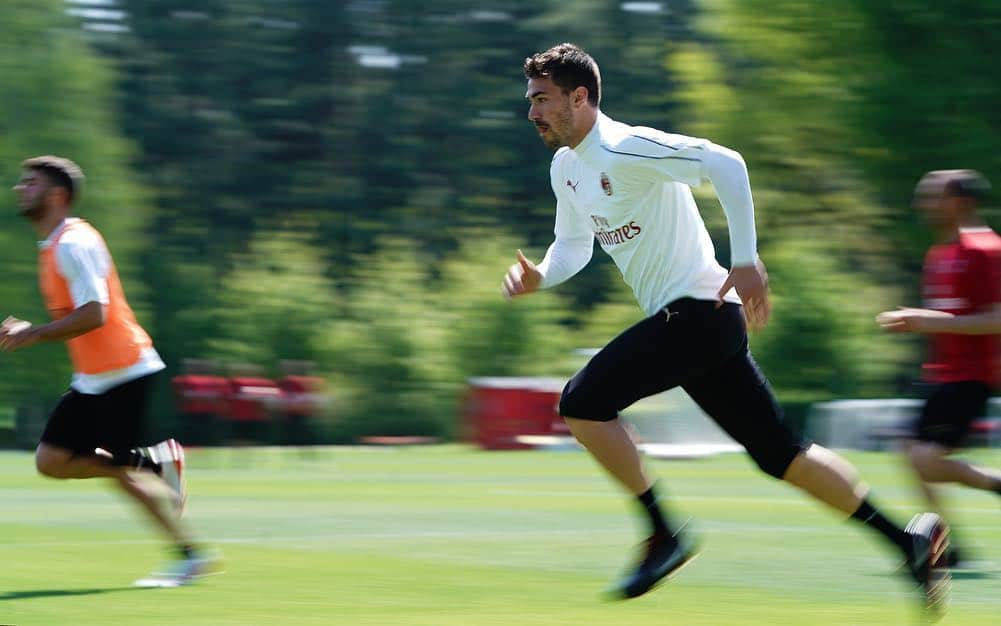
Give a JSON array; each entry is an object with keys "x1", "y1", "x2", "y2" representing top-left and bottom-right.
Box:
[{"x1": 536, "y1": 112, "x2": 757, "y2": 316}]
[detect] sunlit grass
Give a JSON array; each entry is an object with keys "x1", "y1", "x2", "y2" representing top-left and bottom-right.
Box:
[{"x1": 1, "y1": 445, "x2": 999, "y2": 625}]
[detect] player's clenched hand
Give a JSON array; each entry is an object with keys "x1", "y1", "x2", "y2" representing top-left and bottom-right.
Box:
[
  {"x1": 502, "y1": 249, "x2": 542, "y2": 300},
  {"x1": 0, "y1": 316, "x2": 35, "y2": 351},
  {"x1": 717, "y1": 260, "x2": 771, "y2": 331}
]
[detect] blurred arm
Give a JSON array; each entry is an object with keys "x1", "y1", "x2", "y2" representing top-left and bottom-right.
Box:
[
  {"x1": 695, "y1": 142, "x2": 769, "y2": 328},
  {"x1": 0, "y1": 301, "x2": 105, "y2": 351},
  {"x1": 537, "y1": 236, "x2": 594, "y2": 289},
  {"x1": 877, "y1": 304, "x2": 1001, "y2": 335},
  {"x1": 26, "y1": 301, "x2": 107, "y2": 341},
  {"x1": 700, "y1": 142, "x2": 757, "y2": 267},
  {"x1": 537, "y1": 186, "x2": 594, "y2": 289},
  {"x1": 2, "y1": 228, "x2": 113, "y2": 351}
]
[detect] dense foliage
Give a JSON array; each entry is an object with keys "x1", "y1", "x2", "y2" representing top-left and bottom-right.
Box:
[{"x1": 3, "y1": 1, "x2": 998, "y2": 439}]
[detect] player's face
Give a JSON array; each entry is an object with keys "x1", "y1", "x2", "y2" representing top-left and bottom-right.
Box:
[
  {"x1": 526, "y1": 77, "x2": 575, "y2": 151},
  {"x1": 12, "y1": 170, "x2": 51, "y2": 220},
  {"x1": 913, "y1": 180, "x2": 955, "y2": 229}
]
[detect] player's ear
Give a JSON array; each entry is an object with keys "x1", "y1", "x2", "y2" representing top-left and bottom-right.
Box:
[
  {"x1": 573, "y1": 86, "x2": 588, "y2": 107},
  {"x1": 46, "y1": 185, "x2": 70, "y2": 207}
]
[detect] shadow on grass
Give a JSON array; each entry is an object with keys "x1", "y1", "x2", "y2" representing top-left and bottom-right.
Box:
[
  {"x1": 0, "y1": 587, "x2": 144, "y2": 601},
  {"x1": 952, "y1": 569, "x2": 996, "y2": 580},
  {"x1": 874, "y1": 566, "x2": 997, "y2": 583}
]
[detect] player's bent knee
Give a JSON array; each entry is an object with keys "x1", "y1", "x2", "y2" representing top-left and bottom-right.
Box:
[
  {"x1": 755, "y1": 456, "x2": 793, "y2": 480},
  {"x1": 906, "y1": 441, "x2": 944, "y2": 477},
  {"x1": 558, "y1": 392, "x2": 616, "y2": 422},
  {"x1": 35, "y1": 453, "x2": 62, "y2": 478},
  {"x1": 35, "y1": 444, "x2": 70, "y2": 478},
  {"x1": 750, "y1": 445, "x2": 802, "y2": 480}
]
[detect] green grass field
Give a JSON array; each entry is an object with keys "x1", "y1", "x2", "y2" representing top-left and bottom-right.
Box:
[{"x1": 1, "y1": 445, "x2": 999, "y2": 625}]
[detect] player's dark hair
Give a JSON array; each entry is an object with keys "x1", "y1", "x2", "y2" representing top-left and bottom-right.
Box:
[
  {"x1": 943, "y1": 170, "x2": 991, "y2": 202},
  {"x1": 524, "y1": 43, "x2": 601, "y2": 107},
  {"x1": 21, "y1": 155, "x2": 85, "y2": 204}
]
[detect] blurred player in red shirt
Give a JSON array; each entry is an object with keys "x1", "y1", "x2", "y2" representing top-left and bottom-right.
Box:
[{"x1": 878, "y1": 169, "x2": 1001, "y2": 565}]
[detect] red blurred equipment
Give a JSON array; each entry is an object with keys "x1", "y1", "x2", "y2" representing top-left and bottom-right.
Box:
[
  {"x1": 172, "y1": 373, "x2": 230, "y2": 417},
  {"x1": 464, "y1": 377, "x2": 568, "y2": 450},
  {"x1": 227, "y1": 376, "x2": 282, "y2": 422}
]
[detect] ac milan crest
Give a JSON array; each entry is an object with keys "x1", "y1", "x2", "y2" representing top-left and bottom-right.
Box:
[{"x1": 600, "y1": 172, "x2": 613, "y2": 196}]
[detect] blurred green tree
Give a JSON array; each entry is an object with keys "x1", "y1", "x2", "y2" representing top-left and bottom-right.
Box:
[
  {"x1": 206, "y1": 224, "x2": 340, "y2": 367},
  {"x1": 5, "y1": 0, "x2": 994, "y2": 440}
]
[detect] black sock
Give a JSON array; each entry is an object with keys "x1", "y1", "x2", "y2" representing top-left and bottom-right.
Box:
[
  {"x1": 176, "y1": 543, "x2": 196, "y2": 560},
  {"x1": 637, "y1": 485, "x2": 673, "y2": 539},
  {"x1": 992, "y1": 479, "x2": 1001, "y2": 496},
  {"x1": 118, "y1": 448, "x2": 162, "y2": 474},
  {"x1": 850, "y1": 499, "x2": 911, "y2": 555}
]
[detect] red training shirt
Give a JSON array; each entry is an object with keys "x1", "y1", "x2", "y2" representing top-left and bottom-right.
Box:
[{"x1": 921, "y1": 227, "x2": 1001, "y2": 386}]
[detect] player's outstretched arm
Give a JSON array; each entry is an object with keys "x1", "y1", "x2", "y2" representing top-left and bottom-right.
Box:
[
  {"x1": 0, "y1": 301, "x2": 106, "y2": 352},
  {"x1": 502, "y1": 249, "x2": 542, "y2": 300},
  {"x1": 876, "y1": 304, "x2": 1001, "y2": 334}
]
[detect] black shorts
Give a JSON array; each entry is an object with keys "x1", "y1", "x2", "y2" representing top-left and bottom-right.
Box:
[
  {"x1": 559, "y1": 298, "x2": 805, "y2": 478},
  {"x1": 915, "y1": 381, "x2": 992, "y2": 448},
  {"x1": 39, "y1": 373, "x2": 159, "y2": 456}
]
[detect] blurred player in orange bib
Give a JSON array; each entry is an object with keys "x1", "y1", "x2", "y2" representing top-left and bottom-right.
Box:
[{"x1": 3, "y1": 155, "x2": 218, "y2": 586}]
